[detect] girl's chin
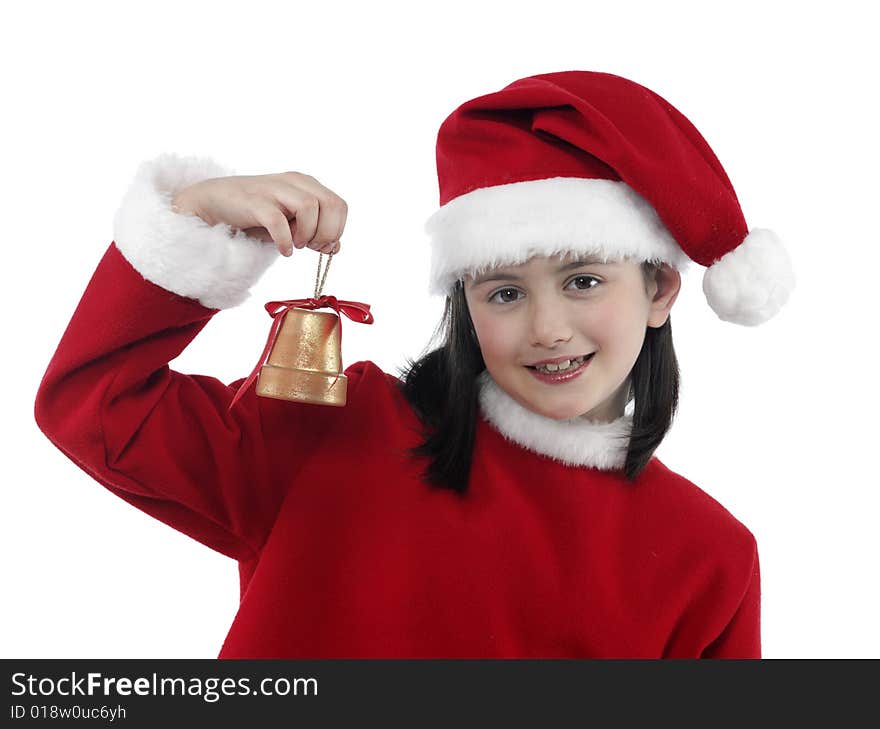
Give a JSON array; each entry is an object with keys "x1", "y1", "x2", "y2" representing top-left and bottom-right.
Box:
[
  {"x1": 551, "y1": 406, "x2": 591, "y2": 420},
  {"x1": 516, "y1": 394, "x2": 594, "y2": 421}
]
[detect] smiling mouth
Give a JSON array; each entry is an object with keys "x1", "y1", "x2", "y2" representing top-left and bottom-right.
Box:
[{"x1": 525, "y1": 353, "x2": 595, "y2": 372}]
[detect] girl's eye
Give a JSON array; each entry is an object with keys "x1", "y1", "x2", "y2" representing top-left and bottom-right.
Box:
[
  {"x1": 488, "y1": 287, "x2": 522, "y2": 304},
  {"x1": 566, "y1": 274, "x2": 601, "y2": 292}
]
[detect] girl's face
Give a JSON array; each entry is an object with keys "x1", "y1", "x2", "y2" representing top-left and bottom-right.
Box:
[{"x1": 464, "y1": 253, "x2": 680, "y2": 422}]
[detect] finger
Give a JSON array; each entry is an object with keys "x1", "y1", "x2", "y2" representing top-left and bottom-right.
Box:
[
  {"x1": 240, "y1": 226, "x2": 274, "y2": 243},
  {"x1": 284, "y1": 171, "x2": 341, "y2": 206},
  {"x1": 276, "y1": 173, "x2": 348, "y2": 244},
  {"x1": 313, "y1": 186, "x2": 348, "y2": 245},
  {"x1": 252, "y1": 203, "x2": 295, "y2": 256},
  {"x1": 273, "y1": 186, "x2": 341, "y2": 250},
  {"x1": 299, "y1": 177, "x2": 348, "y2": 244},
  {"x1": 288, "y1": 195, "x2": 319, "y2": 249},
  {"x1": 308, "y1": 199, "x2": 346, "y2": 252},
  {"x1": 335, "y1": 200, "x2": 348, "y2": 244}
]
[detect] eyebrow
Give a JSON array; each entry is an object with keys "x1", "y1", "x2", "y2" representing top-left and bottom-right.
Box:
[{"x1": 469, "y1": 257, "x2": 610, "y2": 286}]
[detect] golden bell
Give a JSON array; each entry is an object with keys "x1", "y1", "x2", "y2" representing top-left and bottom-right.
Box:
[{"x1": 255, "y1": 307, "x2": 347, "y2": 407}]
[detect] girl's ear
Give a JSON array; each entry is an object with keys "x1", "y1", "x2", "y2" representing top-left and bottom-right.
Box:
[{"x1": 647, "y1": 264, "x2": 681, "y2": 329}]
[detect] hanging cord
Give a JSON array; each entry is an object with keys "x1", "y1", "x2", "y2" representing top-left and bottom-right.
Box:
[{"x1": 314, "y1": 250, "x2": 333, "y2": 298}]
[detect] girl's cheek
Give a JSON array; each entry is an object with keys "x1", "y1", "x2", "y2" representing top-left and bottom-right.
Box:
[
  {"x1": 602, "y1": 306, "x2": 647, "y2": 353},
  {"x1": 476, "y1": 314, "x2": 519, "y2": 359},
  {"x1": 478, "y1": 327, "x2": 509, "y2": 359},
  {"x1": 469, "y1": 310, "x2": 495, "y2": 348},
  {"x1": 592, "y1": 295, "x2": 635, "y2": 331}
]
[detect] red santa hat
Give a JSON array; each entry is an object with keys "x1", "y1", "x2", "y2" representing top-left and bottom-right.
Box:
[{"x1": 423, "y1": 70, "x2": 795, "y2": 326}]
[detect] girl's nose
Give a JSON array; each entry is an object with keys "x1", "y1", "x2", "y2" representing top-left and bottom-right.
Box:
[{"x1": 528, "y1": 296, "x2": 573, "y2": 348}]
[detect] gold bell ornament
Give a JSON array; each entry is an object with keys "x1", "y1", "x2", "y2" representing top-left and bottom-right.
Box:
[{"x1": 228, "y1": 251, "x2": 374, "y2": 410}]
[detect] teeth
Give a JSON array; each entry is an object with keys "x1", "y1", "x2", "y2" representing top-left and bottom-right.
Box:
[{"x1": 536, "y1": 355, "x2": 587, "y2": 373}]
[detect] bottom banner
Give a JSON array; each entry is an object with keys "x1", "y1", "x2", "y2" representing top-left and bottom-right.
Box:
[{"x1": 2, "y1": 659, "x2": 874, "y2": 725}]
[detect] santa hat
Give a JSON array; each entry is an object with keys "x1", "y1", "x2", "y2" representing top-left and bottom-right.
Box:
[{"x1": 423, "y1": 70, "x2": 795, "y2": 326}]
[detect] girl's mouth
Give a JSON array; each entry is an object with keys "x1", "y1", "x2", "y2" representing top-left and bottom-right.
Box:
[{"x1": 525, "y1": 353, "x2": 594, "y2": 384}]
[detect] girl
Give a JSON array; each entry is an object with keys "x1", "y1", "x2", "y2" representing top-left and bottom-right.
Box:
[{"x1": 34, "y1": 70, "x2": 794, "y2": 658}]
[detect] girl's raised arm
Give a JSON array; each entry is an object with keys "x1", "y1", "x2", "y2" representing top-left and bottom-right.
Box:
[{"x1": 34, "y1": 154, "x2": 353, "y2": 561}]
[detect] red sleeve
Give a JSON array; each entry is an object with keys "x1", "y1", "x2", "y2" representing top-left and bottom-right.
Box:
[
  {"x1": 34, "y1": 242, "x2": 354, "y2": 561},
  {"x1": 700, "y1": 541, "x2": 762, "y2": 659}
]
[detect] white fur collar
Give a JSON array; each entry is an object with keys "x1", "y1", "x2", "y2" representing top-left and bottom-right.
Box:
[{"x1": 476, "y1": 370, "x2": 633, "y2": 471}]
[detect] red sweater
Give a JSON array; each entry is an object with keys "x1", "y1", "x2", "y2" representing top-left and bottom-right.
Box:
[{"x1": 35, "y1": 242, "x2": 761, "y2": 659}]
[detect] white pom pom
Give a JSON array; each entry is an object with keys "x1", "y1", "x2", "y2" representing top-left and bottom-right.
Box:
[{"x1": 702, "y1": 228, "x2": 795, "y2": 326}]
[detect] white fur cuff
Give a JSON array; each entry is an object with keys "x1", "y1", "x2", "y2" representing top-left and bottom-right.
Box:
[{"x1": 112, "y1": 152, "x2": 279, "y2": 310}]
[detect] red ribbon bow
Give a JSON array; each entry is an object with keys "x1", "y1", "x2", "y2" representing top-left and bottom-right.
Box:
[{"x1": 228, "y1": 294, "x2": 374, "y2": 411}]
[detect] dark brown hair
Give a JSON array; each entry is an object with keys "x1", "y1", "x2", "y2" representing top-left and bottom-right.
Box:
[{"x1": 394, "y1": 262, "x2": 679, "y2": 494}]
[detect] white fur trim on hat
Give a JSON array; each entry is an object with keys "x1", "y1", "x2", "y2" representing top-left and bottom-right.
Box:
[
  {"x1": 112, "y1": 152, "x2": 279, "y2": 310},
  {"x1": 476, "y1": 369, "x2": 633, "y2": 470},
  {"x1": 702, "y1": 228, "x2": 795, "y2": 326},
  {"x1": 423, "y1": 176, "x2": 692, "y2": 296}
]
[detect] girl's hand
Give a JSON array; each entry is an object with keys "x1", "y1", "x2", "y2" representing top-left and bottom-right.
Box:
[{"x1": 171, "y1": 171, "x2": 347, "y2": 257}]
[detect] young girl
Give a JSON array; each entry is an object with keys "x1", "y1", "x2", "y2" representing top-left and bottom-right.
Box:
[{"x1": 34, "y1": 70, "x2": 794, "y2": 658}]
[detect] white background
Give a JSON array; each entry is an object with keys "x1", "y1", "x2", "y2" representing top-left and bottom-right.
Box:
[{"x1": 2, "y1": 0, "x2": 877, "y2": 658}]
